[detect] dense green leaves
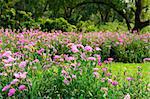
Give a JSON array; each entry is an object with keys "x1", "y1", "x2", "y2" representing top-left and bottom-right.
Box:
[{"x1": 0, "y1": 0, "x2": 149, "y2": 32}]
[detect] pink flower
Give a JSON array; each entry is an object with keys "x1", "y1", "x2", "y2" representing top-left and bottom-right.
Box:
[
  {"x1": 20, "y1": 72, "x2": 27, "y2": 79},
  {"x1": 77, "y1": 44, "x2": 84, "y2": 49},
  {"x1": 37, "y1": 48, "x2": 45, "y2": 55},
  {"x1": 61, "y1": 70, "x2": 68, "y2": 76},
  {"x1": 8, "y1": 88, "x2": 16, "y2": 96},
  {"x1": 87, "y1": 57, "x2": 96, "y2": 61},
  {"x1": 14, "y1": 72, "x2": 27, "y2": 79},
  {"x1": 93, "y1": 72, "x2": 99, "y2": 78},
  {"x1": 71, "y1": 45, "x2": 79, "y2": 53},
  {"x1": 65, "y1": 56, "x2": 75, "y2": 61},
  {"x1": 72, "y1": 75, "x2": 77, "y2": 79},
  {"x1": 24, "y1": 45, "x2": 30, "y2": 50},
  {"x1": 70, "y1": 63, "x2": 76, "y2": 68},
  {"x1": 4, "y1": 64, "x2": 12, "y2": 67},
  {"x1": 96, "y1": 55, "x2": 101, "y2": 61},
  {"x1": 116, "y1": 42, "x2": 120, "y2": 45},
  {"x1": 108, "y1": 79, "x2": 112, "y2": 83},
  {"x1": 93, "y1": 68, "x2": 99, "y2": 72},
  {"x1": 33, "y1": 59, "x2": 39, "y2": 63},
  {"x1": 84, "y1": 46, "x2": 92, "y2": 52},
  {"x1": 112, "y1": 81, "x2": 118, "y2": 86},
  {"x1": 79, "y1": 34, "x2": 83, "y2": 41},
  {"x1": 102, "y1": 68, "x2": 107, "y2": 72},
  {"x1": 59, "y1": 58, "x2": 64, "y2": 62},
  {"x1": 127, "y1": 77, "x2": 133, "y2": 81},
  {"x1": 104, "y1": 60, "x2": 109, "y2": 64},
  {"x1": 0, "y1": 54, "x2": 2, "y2": 59},
  {"x1": 80, "y1": 53, "x2": 86, "y2": 60},
  {"x1": 143, "y1": 58, "x2": 150, "y2": 62},
  {"x1": 106, "y1": 73, "x2": 111, "y2": 76},
  {"x1": 101, "y1": 78, "x2": 105, "y2": 82},
  {"x1": 8, "y1": 56, "x2": 15, "y2": 62},
  {"x1": 19, "y1": 85, "x2": 26, "y2": 91},
  {"x1": 40, "y1": 48, "x2": 45, "y2": 52},
  {"x1": 2, "y1": 85, "x2": 11, "y2": 92},
  {"x1": 37, "y1": 51, "x2": 42, "y2": 55},
  {"x1": 2, "y1": 51, "x2": 12, "y2": 57},
  {"x1": 14, "y1": 73, "x2": 20, "y2": 78},
  {"x1": 3, "y1": 56, "x2": 15, "y2": 63},
  {"x1": 10, "y1": 79, "x2": 19, "y2": 85},
  {"x1": 118, "y1": 38, "x2": 123, "y2": 43},
  {"x1": 0, "y1": 40, "x2": 2, "y2": 44},
  {"x1": 98, "y1": 61, "x2": 102, "y2": 66},
  {"x1": 124, "y1": 93, "x2": 130, "y2": 99},
  {"x1": 108, "y1": 58, "x2": 113, "y2": 61},
  {"x1": 63, "y1": 79, "x2": 70, "y2": 85},
  {"x1": 53, "y1": 55, "x2": 61, "y2": 60},
  {"x1": 95, "y1": 47, "x2": 101, "y2": 51},
  {"x1": 19, "y1": 61, "x2": 27, "y2": 68}
]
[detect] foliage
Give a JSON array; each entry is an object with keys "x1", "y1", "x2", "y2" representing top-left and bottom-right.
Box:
[
  {"x1": 30, "y1": 62, "x2": 149, "y2": 98},
  {"x1": 141, "y1": 26, "x2": 150, "y2": 33},
  {"x1": 0, "y1": 29, "x2": 149, "y2": 98},
  {"x1": 39, "y1": 18, "x2": 77, "y2": 32},
  {"x1": 97, "y1": 21, "x2": 128, "y2": 32},
  {"x1": 76, "y1": 20, "x2": 129, "y2": 32},
  {"x1": 0, "y1": 0, "x2": 150, "y2": 32},
  {"x1": 76, "y1": 20, "x2": 98, "y2": 32},
  {"x1": 0, "y1": 8, "x2": 39, "y2": 30},
  {"x1": 110, "y1": 39, "x2": 150, "y2": 63}
]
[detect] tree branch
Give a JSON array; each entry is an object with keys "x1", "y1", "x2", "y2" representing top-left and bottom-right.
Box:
[
  {"x1": 70, "y1": 1, "x2": 131, "y2": 30},
  {"x1": 140, "y1": 20, "x2": 150, "y2": 29},
  {"x1": 43, "y1": 0, "x2": 49, "y2": 12}
]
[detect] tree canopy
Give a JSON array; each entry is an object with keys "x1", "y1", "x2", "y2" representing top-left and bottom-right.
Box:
[{"x1": 0, "y1": 0, "x2": 149, "y2": 32}]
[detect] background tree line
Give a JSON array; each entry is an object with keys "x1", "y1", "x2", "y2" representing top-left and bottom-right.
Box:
[{"x1": 0, "y1": 0, "x2": 149, "y2": 33}]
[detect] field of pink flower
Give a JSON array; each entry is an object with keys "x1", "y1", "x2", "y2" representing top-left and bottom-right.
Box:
[{"x1": 0, "y1": 29, "x2": 149, "y2": 98}]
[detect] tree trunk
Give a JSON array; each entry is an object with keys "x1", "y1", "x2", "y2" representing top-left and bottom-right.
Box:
[
  {"x1": 132, "y1": 0, "x2": 150, "y2": 33},
  {"x1": 70, "y1": 0, "x2": 149, "y2": 33}
]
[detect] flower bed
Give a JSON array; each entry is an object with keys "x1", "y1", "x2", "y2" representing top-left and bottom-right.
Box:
[{"x1": 0, "y1": 29, "x2": 149, "y2": 98}]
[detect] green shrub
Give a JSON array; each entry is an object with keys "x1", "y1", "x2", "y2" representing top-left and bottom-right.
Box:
[
  {"x1": 141, "y1": 26, "x2": 150, "y2": 33},
  {"x1": 76, "y1": 20, "x2": 99, "y2": 32},
  {"x1": 0, "y1": 8, "x2": 16, "y2": 29},
  {"x1": 76, "y1": 20, "x2": 128, "y2": 32},
  {"x1": 39, "y1": 18, "x2": 76, "y2": 32},
  {"x1": 109, "y1": 39, "x2": 150, "y2": 63},
  {"x1": 0, "y1": 8, "x2": 40, "y2": 30},
  {"x1": 97, "y1": 21, "x2": 128, "y2": 32}
]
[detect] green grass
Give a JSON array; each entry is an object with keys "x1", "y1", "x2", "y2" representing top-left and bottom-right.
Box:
[{"x1": 103, "y1": 62, "x2": 150, "y2": 81}]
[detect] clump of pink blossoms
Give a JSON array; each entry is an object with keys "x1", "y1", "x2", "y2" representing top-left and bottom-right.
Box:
[
  {"x1": 84, "y1": 46, "x2": 93, "y2": 52},
  {"x1": 8, "y1": 88, "x2": 16, "y2": 96}
]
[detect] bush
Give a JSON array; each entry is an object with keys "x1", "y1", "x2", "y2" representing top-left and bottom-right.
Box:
[
  {"x1": 17, "y1": 11, "x2": 40, "y2": 29},
  {"x1": 50, "y1": 32, "x2": 149, "y2": 63},
  {"x1": 97, "y1": 21, "x2": 128, "y2": 32},
  {"x1": 76, "y1": 20, "x2": 99, "y2": 32},
  {"x1": 141, "y1": 26, "x2": 150, "y2": 33},
  {"x1": 109, "y1": 40, "x2": 150, "y2": 63},
  {"x1": 39, "y1": 18, "x2": 77, "y2": 32},
  {"x1": 76, "y1": 20, "x2": 128, "y2": 32},
  {"x1": 0, "y1": 8, "x2": 40, "y2": 30},
  {"x1": 0, "y1": 8, "x2": 17, "y2": 29}
]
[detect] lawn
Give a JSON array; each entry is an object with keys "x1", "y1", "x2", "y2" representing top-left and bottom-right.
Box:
[{"x1": 103, "y1": 62, "x2": 150, "y2": 81}]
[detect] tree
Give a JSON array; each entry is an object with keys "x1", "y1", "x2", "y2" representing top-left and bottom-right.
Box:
[
  {"x1": 132, "y1": 0, "x2": 150, "y2": 32},
  {"x1": 66, "y1": 0, "x2": 150, "y2": 32}
]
